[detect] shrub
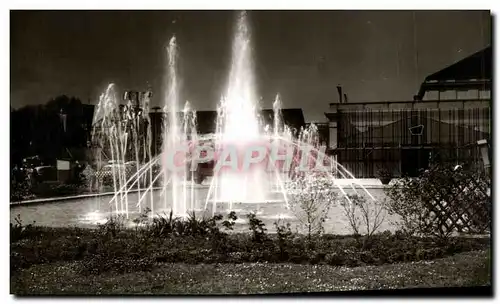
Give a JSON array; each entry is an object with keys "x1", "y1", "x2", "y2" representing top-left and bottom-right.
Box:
[
  {"x1": 376, "y1": 166, "x2": 393, "y2": 184},
  {"x1": 141, "y1": 211, "x2": 236, "y2": 254},
  {"x1": 340, "y1": 194, "x2": 387, "y2": 247},
  {"x1": 141, "y1": 209, "x2": 235, "y2": 254},
  {"x1": 222, "y1": 211, "x2": 238, "y2": 231},
  {"x1": 247, "y1": 212, "x2": 268, "y2": 243},
  {"x1": 10, "y1": 177, "x2": 34, "y2": 201},
  {"x1": 33, "y1": 183, "x2": 88, "y2": 198},
  {"x1": 325, "y1": 252, "x2": 346, "y2": 266},
  {"x1": 274, "y1": 218, "x2": 294, "y2": 260},
  {"x1": 385, "y1": 163, "x2": 491, "y2": 241},
  {"x1": 10, "y1": 215, "x2": 491, "y2": 273},
  {"x1": 148, "y1": 210, "x2": 179, "y2": 237},
  {"x1": 286, "y1": 174, "x2": 337, "y2": 246},
  {"x1": 98, "y1": 215, "x2": 126, "y2": 238},
  {"x1": 132, "y1": 207, "x2": 151, "y2": 233},
  {"x1": 184, "y1": 211, "x2": 207, "y2": 236},
  {"x1": 10, "y1": 214, "x2": 38, "y2": 243}
]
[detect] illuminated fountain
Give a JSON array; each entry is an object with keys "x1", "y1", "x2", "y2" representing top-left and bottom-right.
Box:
[
  {"x1": 91, "y1": 84, "x2": 156, "y2": 217},
  {"x1": 206, "y1": 11, "x2": 272, "y2": 208},
  {"x1": 89, "y1": 11, "x2": 376, "y2": 222},
  {"x1": 161, "y1": 36, "x2": 199, "y2": 217}
]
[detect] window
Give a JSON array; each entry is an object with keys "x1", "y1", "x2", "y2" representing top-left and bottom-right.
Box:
[
  {"x1": 457, "y1": 89, "x2": 478, "y2": 99},
  {"x1": 439, "y1": 90, "x2": 457, "y2": 100},
  {"x1": 424, "y1": 90, "x2": 438, "y2": 100},
  {"x1": 479, "y1": 89, "x2": 491, "y2": 99},
  {"x1": 409, "y1": 125, "x2": 424, "y2": 136}
]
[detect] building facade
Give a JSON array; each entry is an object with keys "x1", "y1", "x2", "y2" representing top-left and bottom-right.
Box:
[
  {"x1": 325, "y1": 46, "x2": 491, "y2": 178},
  {"x1": 149, "y1": 108, "x2": 307, "y2": 155}
]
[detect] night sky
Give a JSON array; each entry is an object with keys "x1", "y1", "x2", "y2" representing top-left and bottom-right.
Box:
[{"x1": 10, "y1": 10, "x2": 491, "y2": 121}]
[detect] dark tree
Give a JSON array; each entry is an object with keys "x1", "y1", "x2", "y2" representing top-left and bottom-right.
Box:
[{"x1": 11, "y1": 95, "x2": 89, "y2": 166}]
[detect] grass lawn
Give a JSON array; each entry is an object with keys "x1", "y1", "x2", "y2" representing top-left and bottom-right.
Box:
[{"x1": 11, "y1": 249, "x2": 490, "y2": 295}]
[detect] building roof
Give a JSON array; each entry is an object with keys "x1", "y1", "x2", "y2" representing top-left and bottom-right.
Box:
[
  {"x1": 425, "y1": 47, "x2": 491, "y2": 82},
  {"x1": 417, "y1": 46, "x2": 492, "y2": 98}
]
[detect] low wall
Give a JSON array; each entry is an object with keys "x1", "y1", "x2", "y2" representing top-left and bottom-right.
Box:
[
  {"x1": 11, "y1": 178, "x2": 396, "y2": 206},
  {"x1": 10, "y1": 187, "x2": 164, "y2": 206}
]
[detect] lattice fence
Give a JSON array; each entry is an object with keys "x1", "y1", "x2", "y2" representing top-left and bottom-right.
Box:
[
  {"x1": 84, "y1": 166, "x2": 137, "y2": 186},
  {"x1": 419, "y1": 165, "x2": 491, "y2": 235}
]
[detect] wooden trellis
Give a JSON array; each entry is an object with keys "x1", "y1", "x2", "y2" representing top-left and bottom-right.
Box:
[{"x1": 420, "y1": 166, "x2": 491, "y2": 235}]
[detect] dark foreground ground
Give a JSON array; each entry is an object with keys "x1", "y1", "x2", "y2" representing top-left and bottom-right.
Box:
[{"x1": 11, "y1": 250, "x2": 490, "y2": 295}]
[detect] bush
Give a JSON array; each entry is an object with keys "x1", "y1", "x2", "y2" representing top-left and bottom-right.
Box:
[
  {"x1": 31, "y1": 183, "x2": 89, "y2": 198},
  {"x1": 286, "y1": 175, "x2": 337, "y2": 246},
  {"x1": 148, "y1": 210, "x2": 179, "y2": 237},
  {"x1": 385, "y1": 163, "x2": 491, "y2": 240},
  {"x1": 10, "y1": 178, "x2": 35, "y2": 202},
  {"x1": 98, "y1": 215, "x2": 126, "y2": 238},
  {"x1": 132, "y1": 207, "x2": 151, "y2": 234},
  {"x1": 325, "y1": 252, "x2": 346, "y2": 266},
  {"x1": 340, "y1": 194, "x2": 387, "y2": 247},
  {"x1": 222, "y1": 211, "x2": 238, "y2": 231},
  {"x1": 10, "y1": 215, "x2": 37, "y2": 242},
  {"x1": 247, "y1": 212, "x2": 268, "y2": 243},
  {"x1": 274, "y1": 219, "x2": 294, "y2": 260},
  {"x1": 10, "y1": 214, "x2": 491, "y2": 273},
  {"x1": 145, "y1": 210, "x2": 235, "y2": 240}
]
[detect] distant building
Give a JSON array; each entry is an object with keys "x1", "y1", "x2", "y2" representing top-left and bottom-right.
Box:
[
  {"x1": 305, "y1": 122, "x2": 330, "y2": 148},
  {"x1": 149, "y1": 108, "x2": 306, "y2": 153},
  {"x1": 416, "y1": 46, "x2": 491, "y2": 101},
  {"x1": 91, "y1": 98, "x2": 307, "y2": 159},
  {"x1": 325, "y1": 46, "x2": 491, "y2": 178}
]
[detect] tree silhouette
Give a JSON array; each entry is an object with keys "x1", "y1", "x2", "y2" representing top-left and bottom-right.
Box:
[{"x1": 11, "y1": 95, "x2": 89, "y2": 166}]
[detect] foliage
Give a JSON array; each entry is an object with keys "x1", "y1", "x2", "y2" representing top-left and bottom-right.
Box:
[
  {"x1": 128, "y1": 210, "x2": 238, "y2": 254},
  {"x1": 247, "y1": 212, "x2": 268, "y2": 243},
  {"x1": 286, "y1": 175, "x2": 337, "y2": 245},
  {"x1": 222, "y1": 211, "x2": 238, "y2": 231},
  {"x1": 70, "y1": 164, "x2": 89, "y2": 186},
  {"x1": 385, "y1": 163, "x2": 491, "y2": 241},
  {"x1": 97, "y1": 215, "x2": 126, "y2": 238},
  {"x1": 10, "y1": 215, "x2": 37, "y2": 243},
  {"x1": 11, "y1": 95, "x2": 88, "y2": 163},
  {"x1": 34, "y1": 183, "x2": 88, "y2": 198},
  {"x1": 340, "y1": 194, "x2": 386, "y2": 246},
  {"x1": 147, "y1": 210, "x2": 178, "y2": 237},
  {"x1": 81, "y1": 165, "x2": 96, "y2": 188},
  {"x1": 10, "y1": 215, "x2": 490, "y2": 275},
  {"x1": 274, "y1": 218, "x2": 294, "y2": 259},
  {"x1": 375, "y1": 166, "x2": 392, "y2": 179},
  {"x1": 132, "y1": 207, "x2": 151, "y2": 234},
  {"x1": 10, "y1": 175, "x2": 34, "y2": 202}
]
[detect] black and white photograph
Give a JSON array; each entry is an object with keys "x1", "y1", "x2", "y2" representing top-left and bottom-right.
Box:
[{"x1": 8, "y1": 7, "x2": 492, "y2": 296}]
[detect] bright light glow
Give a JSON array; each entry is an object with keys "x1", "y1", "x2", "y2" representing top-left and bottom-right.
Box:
[
  {"x1": 90, "y1": 10, "x2": 377, "y2": 222},
  {"x1": 212, "y1": 11, "x2": 271, "y2": 205}
]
